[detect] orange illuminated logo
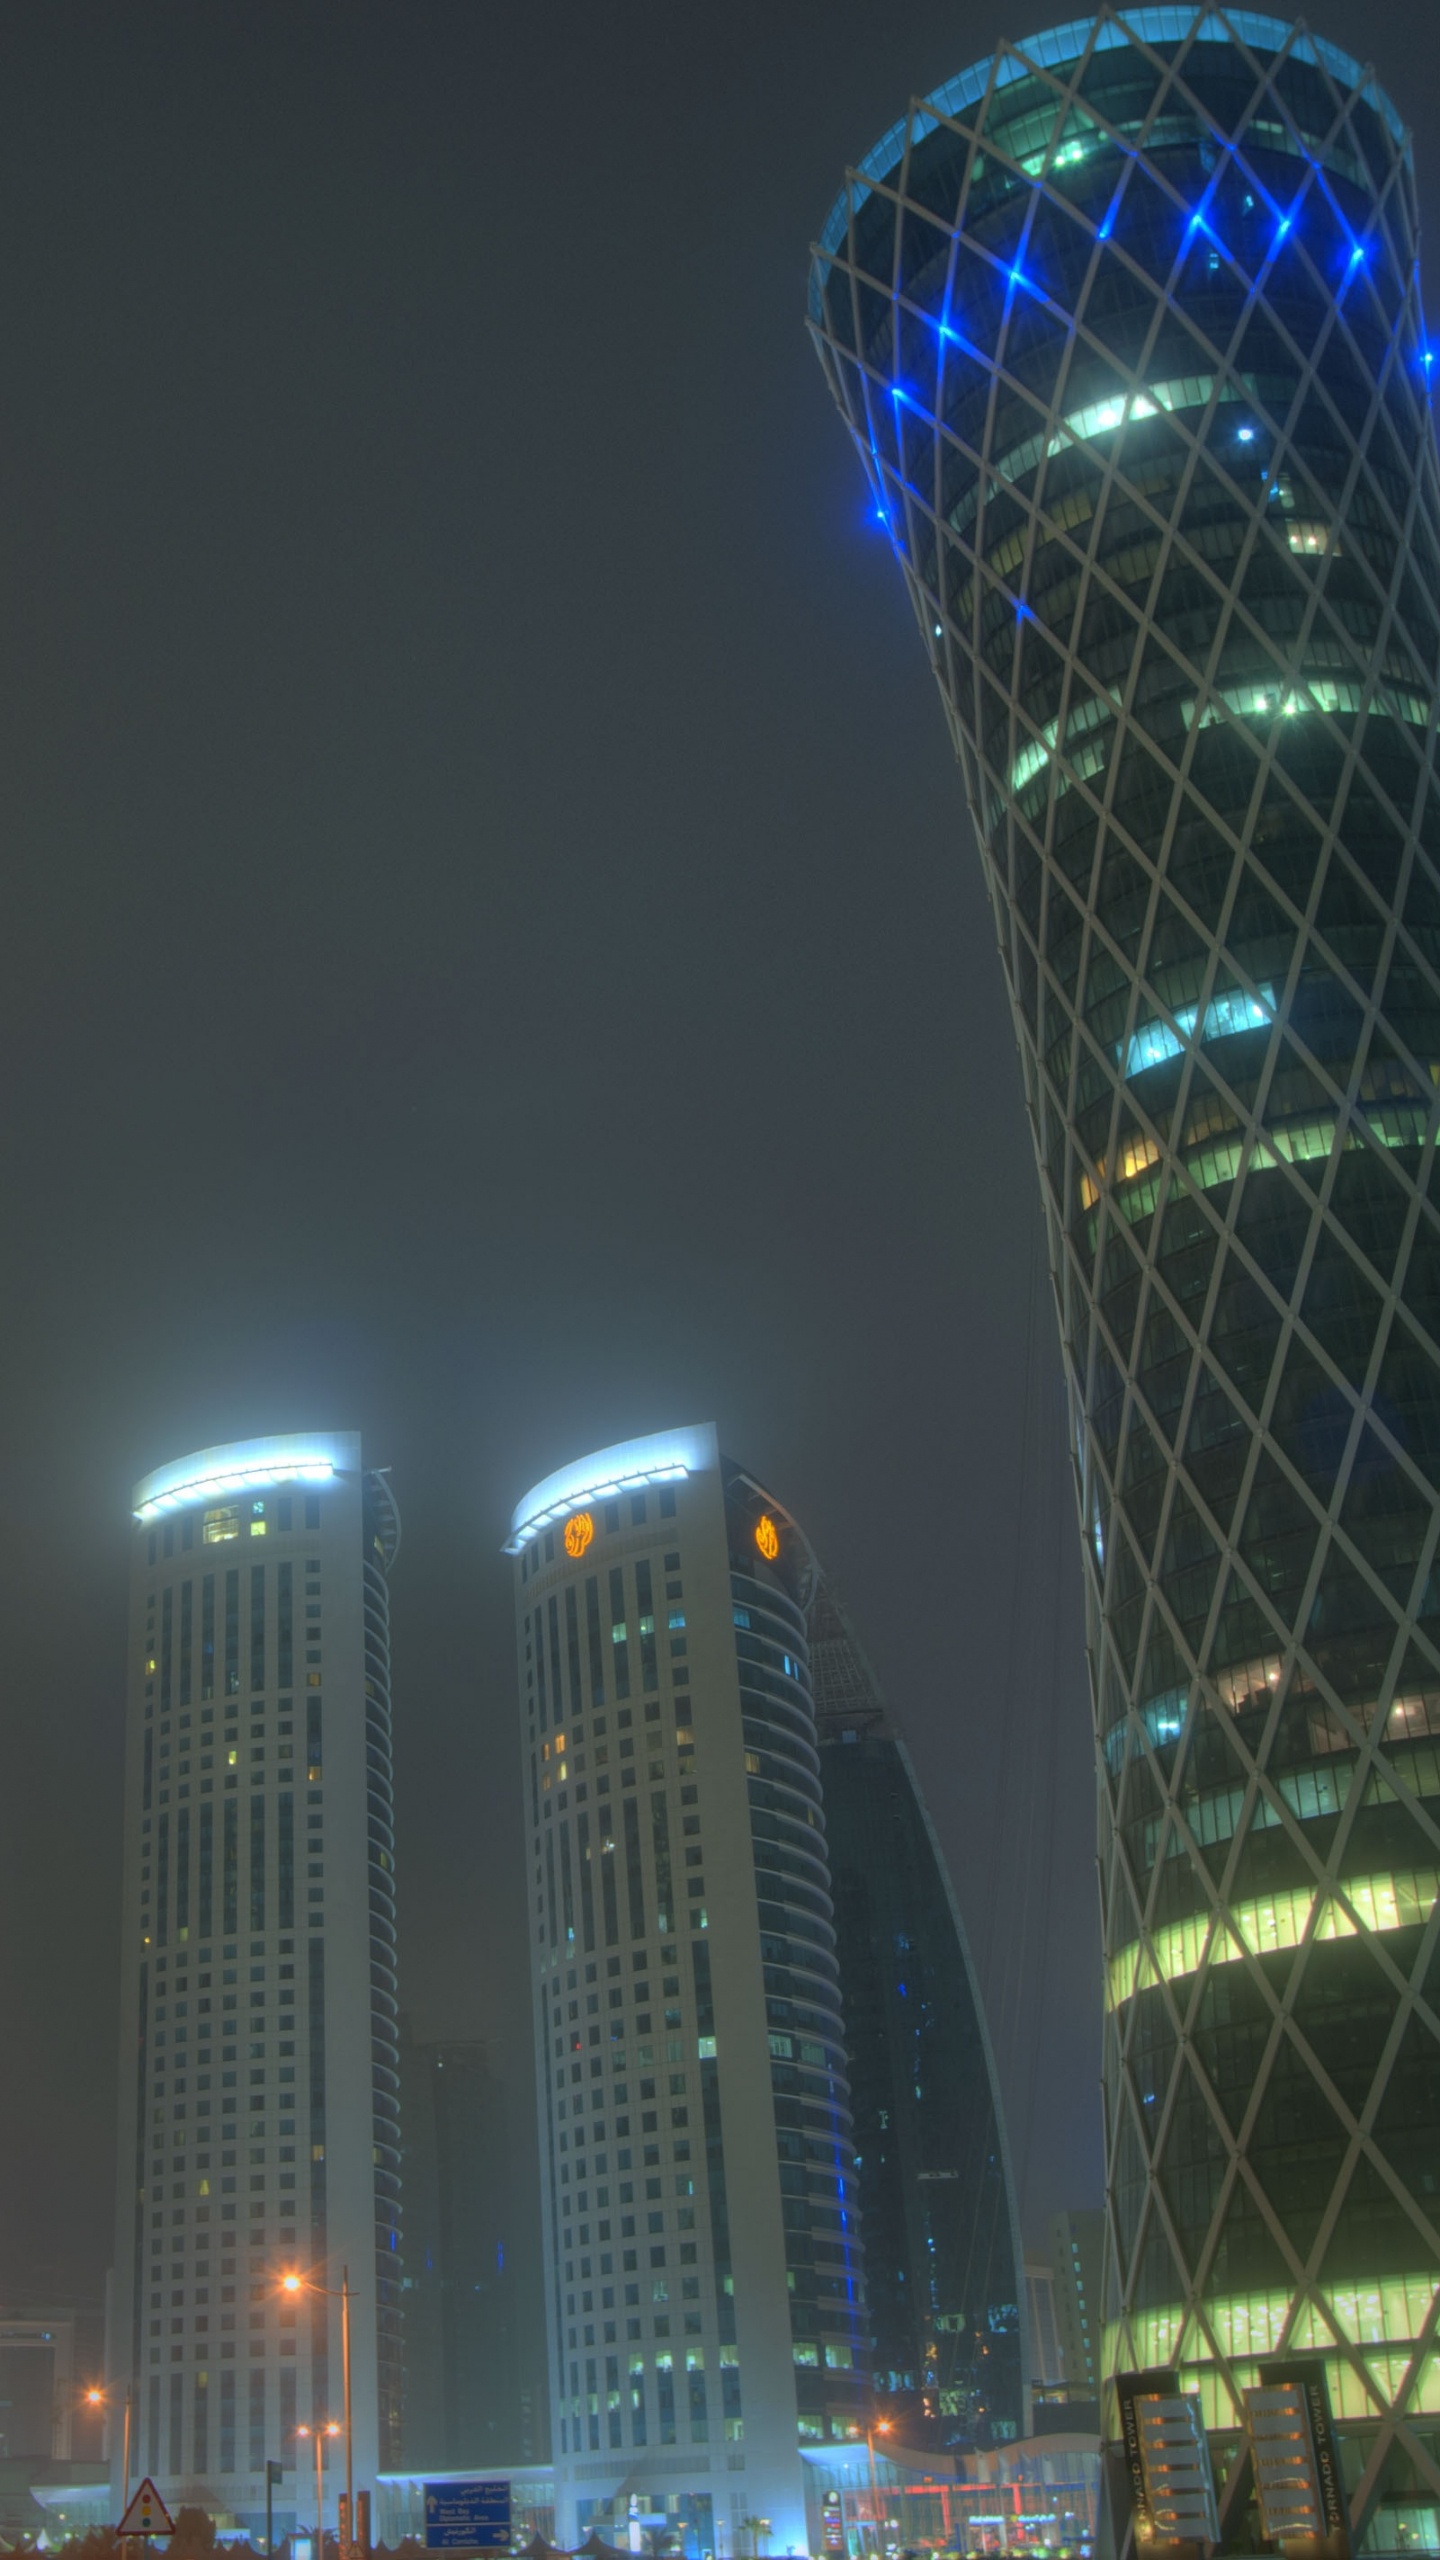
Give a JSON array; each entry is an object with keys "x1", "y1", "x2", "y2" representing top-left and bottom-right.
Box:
[
  {"x1": 564, "y1": 1511, "x2": 595, "y2": 1559},
  {"x1": 755, "y1": 1514, "x2": 780, "y2": 1561}
]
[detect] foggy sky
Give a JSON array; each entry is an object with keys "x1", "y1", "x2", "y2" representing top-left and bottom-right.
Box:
[{"x1": 2, "y1": 0, "x2": 1435, "y2": 2313}]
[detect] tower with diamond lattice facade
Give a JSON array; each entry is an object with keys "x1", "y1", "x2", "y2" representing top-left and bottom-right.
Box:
[{"x1": 810, "y1": 7, "x2": 1440, "y2": 2538}]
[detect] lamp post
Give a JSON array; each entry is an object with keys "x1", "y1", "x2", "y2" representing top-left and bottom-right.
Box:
[
  {"x1": 297, "y1": 2422, "x2": 341, "y2": 2551},
  {"x1": 282, "y1": 2267, "x2": 353, "y2": 2560},
  {"x1": 865, "y1": 2421, "x2": 893, "y2": 2558},
  {"x1": 89, "y1": 2386, "x2": 132, "y2": 2514}
]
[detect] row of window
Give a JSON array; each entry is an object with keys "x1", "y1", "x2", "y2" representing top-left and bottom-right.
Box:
[
  {"x1": 144, "y1": 1563, "x2": 324, "y2": 1709},
  {"x1": 521, "y1": 1486, "x2": 679, "y2": 1579},
  {"x1": 145, "y1": 1495, "x2": 323, "y2": 1564},
  {"x1": 139, "y1": 1783, "x2": 323, "y2": 1947}
]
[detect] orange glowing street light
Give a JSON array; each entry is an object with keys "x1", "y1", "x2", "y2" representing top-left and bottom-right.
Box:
[
  {"x1": 297, "y1": 2421, "x2": 342, "y2": 2548},
  {"x1": 86, "y1": 2386, "x2": 133, "y2": 2511},
  {"x1": 865, "y1": 2420, "x2": 894, "y2": 2552},
  {"x1": 280, "y1": 2268, "x2": 353, "y2": 2560}
]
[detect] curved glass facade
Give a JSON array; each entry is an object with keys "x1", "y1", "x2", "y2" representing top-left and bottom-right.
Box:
[
  {"x1": 810, "y1": 7, "x2": 1440, "y2": 2531},
  {"x1": 808, "y1": 1577, "x2": 1025, "y2": 2451},
  {"x1": 723, "y1": 1469, "x2": 870, "y2": 2439},
  {"x1": 363, "y1": 1471, "x2": 404, "y2": 2468}
]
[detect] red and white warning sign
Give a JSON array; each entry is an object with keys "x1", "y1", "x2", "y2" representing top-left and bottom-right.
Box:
[{"x1": 118, "y1": 2479, "x2": 176, "y2": 2537}]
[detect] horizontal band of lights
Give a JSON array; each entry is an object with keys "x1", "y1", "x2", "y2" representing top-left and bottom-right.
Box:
[
  {"x1": 1107, "y1": 2286, "x2": 1440, "y2": 2428},
  {"x1": 1122, "y1": 984, "x2": 1275, "y2": 1079},
  {"x1": 1105, "y1": 1678, "x2": 1440, "y2": 1772},
  {"x1": 953, "y1": 373, "x2": 1243, "y2": 536},
  {"x1": 1107, "y1": 1867, "x2": 1440, "y2": 2007},
  {"x1": 1081, "y1": 1100, "x2": 1433, "y2": 1229},
  {"x1": 134, "y1": 1455, "x2": 336, "y2": 1522},
  {"x1": 1187, "y1": 677, "x2": 1433, "y2": 731},
  {"x1": 504, "y1": 1461, "x2": 689, "y2": 1554},
  {"x1": 1005, "y1": 668, "x2": 1429, "y2": 808}
]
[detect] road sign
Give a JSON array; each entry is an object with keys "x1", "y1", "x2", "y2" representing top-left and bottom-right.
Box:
[
  {"x1": 119, "y1": 2479, "x2": 176, "y2": 2537},
  {"x1": 424, "y1": 2481, "x2": 512, "y2": 2552}
]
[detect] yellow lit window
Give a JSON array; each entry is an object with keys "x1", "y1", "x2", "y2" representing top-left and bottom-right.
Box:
[{"x1": 204, "y1": 1506, "x2": 240, "y2": 1544}]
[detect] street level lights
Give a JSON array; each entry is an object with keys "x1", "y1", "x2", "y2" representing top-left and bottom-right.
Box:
[
  {"x1": 297, "y1": 2421, "x2": 341, "y2": 2550},
  {"x1": 281, "y1": 2267, "x2": 353, "y2": 2560}
]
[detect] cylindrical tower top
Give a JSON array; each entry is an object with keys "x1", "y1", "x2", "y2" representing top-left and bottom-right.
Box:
[{"x1": 132, "y1": 1431, "x2": 362, "y2": 1522}]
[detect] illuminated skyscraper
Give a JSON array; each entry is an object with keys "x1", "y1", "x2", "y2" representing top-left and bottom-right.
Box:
[
  {"x1": 810, "y1": 8, "x2": 1440, "y2": 2535},
  {"x1": 510, "y1": 1427, "x2": 867, "y2": 2557},
  {"x1": 110, "y1": 1434, "x2": 402, "y2": 2535},
  {"x1": 807, "y1": 1577, "x2": 1027, "y2": 2449}
]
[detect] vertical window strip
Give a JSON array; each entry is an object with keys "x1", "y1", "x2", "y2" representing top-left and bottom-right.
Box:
[
  {"x1": 545, "y1": 1833, "x2": 558, "y2": 1948},
  {"x1": 176, "y1": 1806, "x2": 191, "y2": 1938},
  {"x1": 636, "y1": 1559, "x2": 658, "y2": 1691},
  {"x1": 161, "y1": 1588, "x2": 173, "y2": 1711},
  {"x1": 652, "y1": 1793, "x2": 675, "y2": 1937},
  {"x1": 560, "y1": 1823, "x2": 576, "y2": 1955},
  {"x1": 308, "y1": 1935, "x2": 329, "y2": 2416},
  {"x1": 279, "y1": 1794, "x2": 294, "y2": 1930},
  {"x1": 586, "y1": 1577, "x2": 605, "y2": 1705},
  {"x1": 278, "y1": 1563, "x2": 293, "y2": 1691},
  {"x1": 156, "y1": 1812, "x2": 170, "y2": 1948},
  {"x1": 548, "y1": 1597, "x2": 564, "y2": 1725},
  {"x1": 223, "y1": 1802, "x2": 238, "y2": 1937},
  {"x1": 610, "y1": 1567, "x2": 631, "y2": 1701},
  {"x1": 180, "y1": 1582, "x2": 193, "y2": 1707},
  {"x1": 225, "y1": 1571, "x2": 239, "y2": 1698},
  {"x1": 601, "y1": 1833, "x2": 620, "y2": 1947},
  {"x1": 199, "y1": 1803, "x2": 214, "y2": 1942},
  {"x1": 201, "y1": 1574, "x2": 215, "y2": 1700},
  {"x1": 623, "y1": 1797, "x2": 647, "y2": 1939},
  {"x1": 251, "y1": 1794, "x2": 266, "y2": 1932},
  {"x1": 307, "y1": 1698, "x2": 322, "y2": 1782},
  {"x1": 143, "y1": 1729, "x2": 153, "y2": 1814},
  {"x1": 566, "y1": 1584, "x2": 583, "y2": 1718},
  {"x1": 250, "y1": 1565, "x2": 265, "y2": 1693},
  {"x1": 219, "y1": 2369, "x2": 235, "y2": 2474},
  {"x1": 577, "y1": 1811, "x2": 597, "y2": 1953}
]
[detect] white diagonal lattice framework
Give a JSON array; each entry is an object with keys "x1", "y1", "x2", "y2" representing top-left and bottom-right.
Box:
[{"x1": 810, "y1": 3, "x2": 1440, "y2": 2529}]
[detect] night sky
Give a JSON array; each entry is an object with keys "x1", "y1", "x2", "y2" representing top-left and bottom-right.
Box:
[{"x1": 2, "y1": 0, "x2": 1437, "y2": 2320}]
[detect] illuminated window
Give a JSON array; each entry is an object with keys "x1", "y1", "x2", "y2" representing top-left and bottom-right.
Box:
[{"x1": 204, "y1": 1508, "x2": 240, "y2": 1545}]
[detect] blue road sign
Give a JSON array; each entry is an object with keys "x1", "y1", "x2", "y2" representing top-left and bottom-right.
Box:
[{"x1": 424, "y1": 2481, "x2": 513, "y2": 2552}]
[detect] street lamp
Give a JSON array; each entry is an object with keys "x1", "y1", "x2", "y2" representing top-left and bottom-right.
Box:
[
  {"x1": 865, "y1": 2421, "x2": 893, "y2": 2557},
  {"x1": 282, "y1": 2267, "x2": 353, "y2": 2560},
  {"x1": 297, "y1": 2421, "x2": 342, "y2": 2550},
  {"x1": 89, "y1": 2386, "x2": 133, "y2": 2510}
]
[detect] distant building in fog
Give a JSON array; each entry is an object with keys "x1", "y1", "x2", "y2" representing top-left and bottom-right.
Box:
[
  {"x1": 808, "y1": 1577, "x2": 1026, "y2": 2450},
  {"x1": 0, "y1": 2309, "x2": 104, "y2": 2461},
  {"x1": 1050, "y1": 2211, "x2": 1104, "y2": 2410},
  {"x1": 509, "y1": 1425, "x2": 869, "y2": 2557},
  {"x1": 109, "y1": 1434, "x2": 403, "y2": 2539},
  {"x1": 1025, "y1": 2263, "x2": 1065, "y2": 2401},
  {"x1": 400, "y1": 2027, "x2": 544, "y2": 2468}
]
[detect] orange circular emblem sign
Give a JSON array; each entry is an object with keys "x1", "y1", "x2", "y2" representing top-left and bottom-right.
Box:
[
  {"x1": 755, "y1": 1514, "x2": 780, "y2": 1561},
  {"x1": 564, "y1": 1511, "x2": 595, "y2": 1558}
]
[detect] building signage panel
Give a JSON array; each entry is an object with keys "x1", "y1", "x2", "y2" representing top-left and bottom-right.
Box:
[
  {"x1": 423, "y1": 2483, "x2": 512, "y2": 2552},
  {"x1": 1244, "y1": 2363, "x2": 1350, "y2": 2558}
]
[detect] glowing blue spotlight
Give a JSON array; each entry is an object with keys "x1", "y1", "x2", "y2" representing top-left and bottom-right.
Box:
[
  {"x1": 1349, "y1": 240, "x2": 1366, "y2": 266},
  {"x1": 1237, "y1": 426, "x2": 1255, "y2": 442},
  {"x1": 1098, "y1": 211, "x2": 1115, "y2": 240}
]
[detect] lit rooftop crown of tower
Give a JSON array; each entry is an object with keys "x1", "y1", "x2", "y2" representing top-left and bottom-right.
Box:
[{"x1": 810, "y1": 7, "x2": 1440, "y2": 2532}]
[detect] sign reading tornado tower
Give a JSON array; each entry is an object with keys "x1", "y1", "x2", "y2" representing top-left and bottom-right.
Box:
[{"x1": 809, "y1": 7, "x2": 1440, "y2": 2534}]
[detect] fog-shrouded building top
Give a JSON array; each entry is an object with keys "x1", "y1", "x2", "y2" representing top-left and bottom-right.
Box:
[
  {"x1": 807, "y1": 1576, "x2": 1027, "y2": 2450},
  {"x1": 810, "y1": 6, "x2": 1440, "y2": 2536},
  {"x1": 111, "y1": 1432, "x2": 402, "y2": 2537},
  {"x1": 511, "y1": 1426, "x2": 866, "y2": 2557}
]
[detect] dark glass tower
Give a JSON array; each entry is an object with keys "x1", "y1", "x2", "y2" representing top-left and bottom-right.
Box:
[
  {"x1": 808, "y1": 1577, "x2": 1026, "y2": 2451},
  {"x1": 810, "y1": 8, "x2": 1440, "y2": 2538}
]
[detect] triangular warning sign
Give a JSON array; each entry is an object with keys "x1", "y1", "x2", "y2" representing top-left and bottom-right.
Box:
[{"x1": 118, "y1": 2479, "x2": 175, "y2": 2537}]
